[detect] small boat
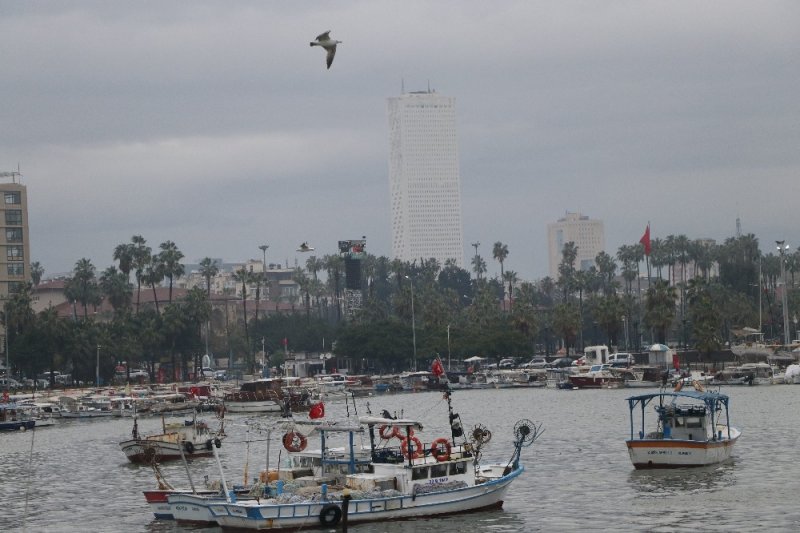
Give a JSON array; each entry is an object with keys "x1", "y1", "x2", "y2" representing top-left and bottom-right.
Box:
[
  {"x1": 0, "y1": 403, "x2": 36, "y2": 431},
  {"x1": 625, "y1": 386, "x2": 741, "y2": 469},
  {"x1": 119, "y1": 415, "x2": 224, "y2": 464},
  {"x1": 568, "y1": 364, "x2": 624, "y2": 389},
  {"x1": 176, "y1": 388, "x2": 541, "y2": 529},
  {"x1": 224, "y1": 378, "x2": 310, "y2": 414}
]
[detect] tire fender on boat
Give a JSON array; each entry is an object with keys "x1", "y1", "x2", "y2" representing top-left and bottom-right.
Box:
[
  {"x1": 430, "y1": 437, "x2": 452, "y2": 462},
  {"x1": 282, "y1": 431, "x2": 307, "y2": 452},
  {"x1": 319, "y1": 503, "x2": 342, "y2": 526},
  {"x1": 184, "y1": 441, "x2": 195, "y2": 454}
]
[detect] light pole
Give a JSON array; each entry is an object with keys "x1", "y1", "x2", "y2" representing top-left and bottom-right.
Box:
[
  {"x1": 777, "y1": 241, "x2": 790, "y2": 345},
  {"x1": 96, "y1": 344, "x2": 101, "y2": 387},
  {"x1": 405, "y1": 275, "x2": 417, "y2": 371},
  {"x1": 259, "y1": 244, "x2": 269, "y2": 301},
  {"x1": 447, "y1": 324, "x2": 451, "y2": 370},
  {"x1": 622, "y1": 315, "x2": 629, "y2": 351}
]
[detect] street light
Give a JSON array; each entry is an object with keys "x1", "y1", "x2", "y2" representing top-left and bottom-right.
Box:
[
  {"x1": 96, "y1": 344, "x2": 101, "y2": 388},
  {"x1": 777, "y1": 241, "x2": 791, "y2": 346},
  {"x1": 622, "y1": 315, "x2": 629, "y2": 351},
  {"x1": 259, "y1": 244, "x2": 269, "y2": 301},
  {"x1": 405, "y1": 275, "x2": 417, "y2": 372},
  {"x1": 447, "y1": 324, "x2": 451, "y2": 370}
]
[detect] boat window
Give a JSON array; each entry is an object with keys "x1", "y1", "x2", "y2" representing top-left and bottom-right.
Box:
[
  {"x1": 450, "y1": 461, "x2": 468, "y2": 476},
  {"x1": 430, "y1": 464, "x2": 448, "y2": 478},
  {"x1": 686, "y1": 417, "x2": 703, "y2": 428},
  {"x1": 411, "y1": 466, "x2": 429, "y2": 480},
  {"x1": 674, "y1": 417, "x2": 685, "y2": 427}
]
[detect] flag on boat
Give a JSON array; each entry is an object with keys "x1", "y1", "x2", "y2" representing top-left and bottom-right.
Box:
[
  {"x1": 639, "y1": 224, "x2": 651, "y2": 256},
  {"x1": 309, "y1": 402, "x2": 325, "y2": 419},
  {"x1": 431, "y1": 357, "x2": 445, "y2": 377}
]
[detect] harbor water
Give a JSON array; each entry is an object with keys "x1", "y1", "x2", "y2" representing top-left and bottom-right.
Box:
[{"x1": 2, "y1": 385, "x2": 800, "y2": 532}]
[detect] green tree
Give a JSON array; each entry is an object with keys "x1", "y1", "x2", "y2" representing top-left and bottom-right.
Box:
[
  {"x1": 644, "y1": 279, "x2": 677, "y2": 344},
  {"x1": 158, "y1": 240, "x2": 185, "y2": 304}
]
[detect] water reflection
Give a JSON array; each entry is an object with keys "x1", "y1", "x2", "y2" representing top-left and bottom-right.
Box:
[{"x1": 628, "y1": 460, "x2": 736, "y2": 495}]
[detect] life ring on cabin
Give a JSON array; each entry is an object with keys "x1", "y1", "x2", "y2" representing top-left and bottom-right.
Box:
[
  {"x1": 674, "y1": 380, "x2": 683, "y2": 392},
  {"x1": 378, "y1": 424, "x2": 395, "y2": 440},
  {"x1": 282, "y1": 431, "x2": 307, "y2": 452},
  {"x1": 430, "y1": 438, "x2": 452, "y2": 462},
  {"x1": 184, "y1": 441, "x2": 195, "y2": 454},
  {"x1": 692, "y1": 380, "x2": 705, "y2": 392},
  {"x1": 401, "y1": 436, "x2": 424, "y2": 459},
  {"x1": 319, "y1": 503, "x2": 342, "y2": 526}
]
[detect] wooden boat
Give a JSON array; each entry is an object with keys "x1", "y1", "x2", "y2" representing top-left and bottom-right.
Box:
[
  {"x1": 224, "y1": 378, "x2": 310, "y2": 414},
  {"x1": 119, "y1": 415, "x2": 224, "y2": 463},
  {"x1": 625, "y1": 386, "x2": 741, "y2": 469},
  {"x1": 180, "y1": 388, "x2": 541, "y2": 530}
]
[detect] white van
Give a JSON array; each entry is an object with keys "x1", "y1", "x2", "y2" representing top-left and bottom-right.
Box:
[{"x1": 609, "y1": 353, "x2": 633, "y2": 366}]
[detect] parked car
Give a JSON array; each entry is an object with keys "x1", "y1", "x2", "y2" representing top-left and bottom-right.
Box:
[
  {"x1": 609, "y1": 353, "x2": 634, "y2": 366},
  {"x1": 521, "y1": 357, "x2": 548, "y2": 369},
  {"x1": 498, "y1": 358, "x2": 515, "y2": 369},
  {"x1": 549, "y1": 357, "x2": 574, "y2": 368},
  {"x1": 0, "y1": 377, "x2": 22, "y2": 390}
]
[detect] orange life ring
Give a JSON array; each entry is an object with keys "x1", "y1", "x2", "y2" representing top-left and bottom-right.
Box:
[
  {"x1": 674, "y1": 380, "x2": 683, "y2": 392},
  {"x1": 430, "y1": 437, "x2": 452, "y2": 462},
  {"x1": 378, "y1": 424, "x2": 395, "y2": 440},
  {"x1": 282, "y1": 431, "x2": 308, "y2": 452},
  {"x1": 401, "y1": 436, "x2": 424, "y2": 459}
]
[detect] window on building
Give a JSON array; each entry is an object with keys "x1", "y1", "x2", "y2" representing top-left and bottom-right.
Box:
[
  {"x1": 4, "y1": 191, "x2": 21, "y2": 204},
  {"x1": 6, "y1": 228, "x2": 22, "y2": 243},
  {"x1": 5, "y1": 210, "x2": 23, "y2": 226},
  {"x1": 7, "y1": 263, "x2": 23, "y2": 276},
  {"x1": 8, "y1": 281, "x2": 24, "y2": 294},
  {"x1": 7, "y1": 246, "x2": 23, "y2": 261}
]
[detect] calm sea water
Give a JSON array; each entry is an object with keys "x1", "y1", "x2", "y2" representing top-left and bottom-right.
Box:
[{"x1": 2, "y1": 385, "x2": 800, "y2": 532}]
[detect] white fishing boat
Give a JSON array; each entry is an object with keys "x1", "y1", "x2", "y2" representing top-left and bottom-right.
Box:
[
  {"x1": 625, "y1": 385, "x2": 741, "y2": 469},
  {"x1": 170, "y1": 388, "x2": 541, "y2": 530}
]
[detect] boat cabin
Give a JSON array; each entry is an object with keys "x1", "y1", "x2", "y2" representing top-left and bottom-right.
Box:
[{"x1": 655, "y1": 404, "x2": 709, "y2": 441}]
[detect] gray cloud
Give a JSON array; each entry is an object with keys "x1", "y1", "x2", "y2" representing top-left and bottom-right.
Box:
[{"x1": 1, "y1": 1, "x2": 798, "y2": 279}]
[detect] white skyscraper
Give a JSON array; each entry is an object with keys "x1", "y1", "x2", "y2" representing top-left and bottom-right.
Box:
[
  {"x1": 547, "y1": 212, "x2": 605, "y2": 277},
  {"x1": 388, "y1": 90, "x2": 465, "y2": 268}
]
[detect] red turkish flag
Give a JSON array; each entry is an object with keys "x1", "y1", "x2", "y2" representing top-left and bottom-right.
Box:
[
  {"x1": 639, "y1": 224, "x2": 651, "y2": 256},
  {"x1": 309, "y1": 402, "x2": 325, "y2": 419},
  {"x1": 431, "y1": 358, "x2": 445, "y2": 377}
]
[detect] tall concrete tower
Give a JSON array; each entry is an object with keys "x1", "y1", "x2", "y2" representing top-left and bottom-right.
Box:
[{"x1": 388, "y1": 90, "x2": 465, "y2": 268}]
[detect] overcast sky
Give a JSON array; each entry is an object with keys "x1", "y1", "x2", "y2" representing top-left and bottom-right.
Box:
[{"x1": 2, "y1": 1, "x2": 798, "y2": 281}]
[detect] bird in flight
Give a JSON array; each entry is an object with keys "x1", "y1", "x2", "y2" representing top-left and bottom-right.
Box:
[
  {"x1": 310, "y1": 30, "x2": 341, "y2": 69},
  {"x1": 297, "y1": 242, "x2": 315, "y2": 252}
]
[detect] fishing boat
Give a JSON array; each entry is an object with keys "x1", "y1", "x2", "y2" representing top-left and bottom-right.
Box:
[
  {"x1": 119, "y1": 414, "x2": 224, "y2": 464},
  {"x1": 0, "y1": 402, "x2": 36, "y2": 431},
  {"x1": 197, "y1": 388, "x2": 540, "y2": 530},
  {"x1": 224, "y1": 378, "x2": 310, "y2": 414},
  {"x1": 625, "y1": 385, "x2": 741, "y2": 469}
]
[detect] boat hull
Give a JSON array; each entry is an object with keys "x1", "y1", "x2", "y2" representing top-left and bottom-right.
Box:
[
  {"x1": 626, "y1": 430, "x2": 740, "y2": 469},
  {"x1": 223, "y1": 400, "x2": 282, "y2": 413},
  {"x1": 120, "y1": 438, "x2": 215, "y2": 463},
  {"x1": 208, "y1": 466, "x2": 522, "y2": 530},
  {"x1": 568, "y1": 376, "x2": 623, "y2": 389}
]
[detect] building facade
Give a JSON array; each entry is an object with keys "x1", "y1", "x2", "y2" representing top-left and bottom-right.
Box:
[
  {"x1": 0, "y1": 172, "x2": 30, "y2": 364},
  {"x1": 388, "y1": 90, "x2": 465, "y2": 268},
  {"x1": 547, "y1": 212, "x2": 605, "y2": 277}
]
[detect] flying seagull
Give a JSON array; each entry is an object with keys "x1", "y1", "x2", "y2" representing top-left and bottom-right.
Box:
[
  {"x1": 310, "y1": 30, "x2": 341, "y2": 69},
  {"x1": 297, "y1": 242, "x2": 315, "y2": 252}
]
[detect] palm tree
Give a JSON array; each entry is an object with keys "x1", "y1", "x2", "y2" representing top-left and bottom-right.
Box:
[
  {"x1": 130, "y1": 235, "x2": 151, "y2": 313},
  {"x1": 492, "y1": 242, "x2": 509, "y2": 303},
  {"x1": 113, "y1": 243, "x2": 135, "y2": 282},
  {"x1": 471, "y1": 255, "x2": 487, "y2": 280},
  {"x1": 644, "y1": 279, "x2": 678, "y2": 344},
  {"x1": 232, "y1": 266, "x2": 253, "y2": 365},
  {"x1": 502, "y1": 270, "x2": 518, "y2": 313},
  {"x1": 99, "y1": 266, "x2": 133, "y2": 314},
  {"x1": 144, "y1": 256, "x2": 165, "y2": 314},
  {"x1": 198, "y1": 257, "x2": 219, "y2": 298},
  {"x1": 30, "y1": 261, "x2": 44, "y2": 287},
  {"x1": 158, "y1": 240, "x2": 185, "y2": 304},
  {"x1": 68, "y1": 258, "x2": 101, "y2": 319}
]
